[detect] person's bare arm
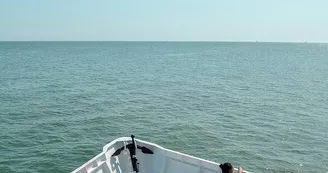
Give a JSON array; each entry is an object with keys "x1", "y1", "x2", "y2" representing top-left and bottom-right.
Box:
[{"x1": 238, "y1": 167, "x2": 243, "y2": 173}]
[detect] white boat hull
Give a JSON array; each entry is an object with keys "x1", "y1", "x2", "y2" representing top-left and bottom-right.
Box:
[{"x1": 71, "y1": 137, "x2": 246, "y2": 173}]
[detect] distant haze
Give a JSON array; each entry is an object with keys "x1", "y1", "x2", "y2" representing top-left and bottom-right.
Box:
[{"x1": 1, "y1": 0, "x2": 328, "y2": 42}]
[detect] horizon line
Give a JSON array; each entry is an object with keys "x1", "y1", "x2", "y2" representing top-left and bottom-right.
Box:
[{"x1": 0, "y1": 40, "x2": 327, "y2": 44}]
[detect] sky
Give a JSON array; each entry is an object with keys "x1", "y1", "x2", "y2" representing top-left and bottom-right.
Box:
[{"x1": 0, "y1": 0, "x2": 328, "y2": 42}]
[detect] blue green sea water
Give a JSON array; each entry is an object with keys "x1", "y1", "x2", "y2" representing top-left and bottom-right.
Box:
[{"x1": 0, "y1": 42, "x2": 327, "y2": 173}]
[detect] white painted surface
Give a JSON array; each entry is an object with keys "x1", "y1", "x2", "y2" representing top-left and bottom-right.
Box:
[{"x1": 71, "y1": 137, "x2": 249, "y2": 173}]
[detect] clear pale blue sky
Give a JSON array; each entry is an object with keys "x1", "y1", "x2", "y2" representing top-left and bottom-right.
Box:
[{"x1": 1, "y1": 0, "x2": 328, "y2": 42}]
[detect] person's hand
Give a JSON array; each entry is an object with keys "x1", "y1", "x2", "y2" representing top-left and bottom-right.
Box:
[{"x1": 238, "y1": 167, "x2": 243, "y2": 173}]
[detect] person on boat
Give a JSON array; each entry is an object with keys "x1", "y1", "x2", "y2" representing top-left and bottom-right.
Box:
[{"x1": 219, "y1": 162, "x2": 244, "y2": 173}]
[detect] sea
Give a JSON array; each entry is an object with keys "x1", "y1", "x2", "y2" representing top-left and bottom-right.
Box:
[{"x1": 0, "y1": 42, "x2": 327, "y2": 173}]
